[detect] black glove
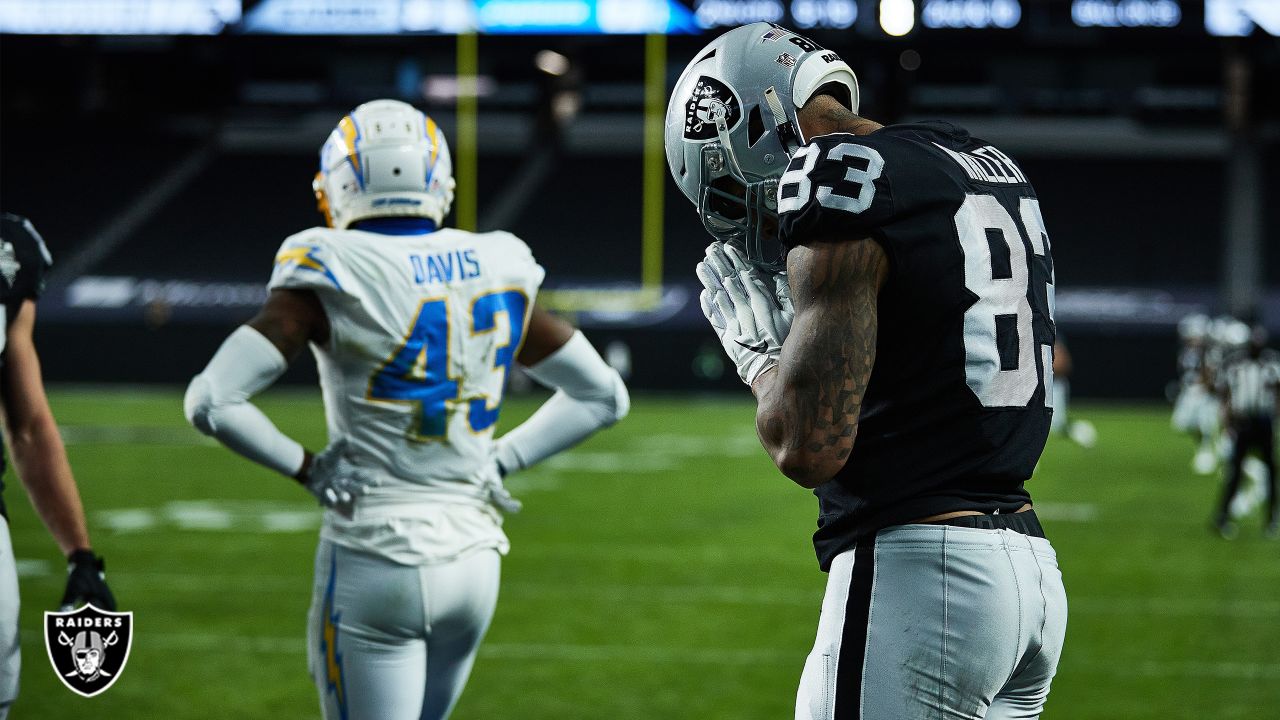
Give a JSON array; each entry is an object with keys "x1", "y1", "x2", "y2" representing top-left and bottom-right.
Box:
[{"x1": 60, "y1": 549, "x2": 116, "y2": 612}]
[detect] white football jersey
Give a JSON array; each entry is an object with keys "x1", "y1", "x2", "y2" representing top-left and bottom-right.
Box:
[{"x1": 269, "y1": 225, "x2": 544, "y2": 563}]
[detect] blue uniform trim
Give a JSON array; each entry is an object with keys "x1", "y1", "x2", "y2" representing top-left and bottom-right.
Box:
[
  {"x1": 353, "y1": 218, "x2": 437, "y2": 235},
  {"x1": 320, "y1": 552, "x2": 349, "y2": 720}
]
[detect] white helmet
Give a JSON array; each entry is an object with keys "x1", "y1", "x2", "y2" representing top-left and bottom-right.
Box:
[
  {"x1": 1177, "y1": 313, "x2": 1210, "y2": 342},
  {"x1": 1211, "y1": 316, "x2": 1250, "y2": 348},
  {"x1": 313, "y1": 99, "x2": 455, "y2": 230},
  {"x1": 665, "y1": 22, "x2": 859, "y2": 267}
]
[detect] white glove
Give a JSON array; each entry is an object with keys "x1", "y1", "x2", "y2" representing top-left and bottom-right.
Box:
[
  {"x1": 772, "y1": 269, "x2": 795, "y2": 329},
  {"x1": 304, "y1": 438, "x2": 379, "y2": 519},
  {"x1": 696, "y1": 242, "x2": 793, "y2": 385},
  {"x1": 474, "y1": 454, "x2": 523, "y2": 514}
]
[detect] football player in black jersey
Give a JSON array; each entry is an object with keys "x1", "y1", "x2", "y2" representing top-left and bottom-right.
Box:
[
  {"x1": 0, "y1": 213, "x2": 115, "y2": 719},
  {"x1": 667, "y1": 25, "x2": 1067, "y2": 719}
]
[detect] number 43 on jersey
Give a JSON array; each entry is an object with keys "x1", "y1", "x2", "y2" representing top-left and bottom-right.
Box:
[{"x1": 368, "y1": 289, "x2": 527, "y2": 441}]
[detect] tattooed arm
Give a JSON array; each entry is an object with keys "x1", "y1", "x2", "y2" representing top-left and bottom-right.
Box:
[{"x1": 751, "y1": 238, "x2": 888, "y2": 488}]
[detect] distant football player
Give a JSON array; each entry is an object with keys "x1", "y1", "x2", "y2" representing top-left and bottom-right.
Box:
[
  {"x1": 1050, "y1": 336, "x2": 1096, "y2": 448},
  {"x1": 1213, "y1": 325, "x2": 1279, "y2": 539},
  {"x1": 0, "y1": 213, "x2": 116, "y2": 720},
  {"x1": 667, "y1": 25, "x2": 1067, "y2": 718},
  {"x1": 184, "y1": 101, "x2": 628, "y2": 720},
  {"x1": 1172, "y1": 313, "x2": 1219, "y2": 473}
]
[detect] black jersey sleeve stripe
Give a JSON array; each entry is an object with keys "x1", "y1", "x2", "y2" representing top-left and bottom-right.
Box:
[{"x1": 834, "y1": 534, "x2": 876, "y2": 719}]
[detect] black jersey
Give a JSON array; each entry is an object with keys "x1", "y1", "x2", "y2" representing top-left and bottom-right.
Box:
[
  {"x1": 0, "y1": 213, "x2": 54, "y2": 518},
  {"x1": 777, "y1": 122, "x2": 1056, "y2": 570}
]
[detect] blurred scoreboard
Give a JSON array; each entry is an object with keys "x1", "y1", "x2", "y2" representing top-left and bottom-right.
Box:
[{"x1": 0, "y1": 0, "x2": 1275, "y2": 36}]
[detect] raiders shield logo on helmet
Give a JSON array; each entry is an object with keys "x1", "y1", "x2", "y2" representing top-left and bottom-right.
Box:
[
  {"x1": 683, "y1": 76, "x2": 742, "y2": 141},
  {"x1": 44, "y1": 604, "x2": 133, "y2": 697}
]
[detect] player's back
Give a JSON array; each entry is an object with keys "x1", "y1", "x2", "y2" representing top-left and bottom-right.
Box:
[
  {"x1": 269, "y1": 224, "x2": 544, "y2": 506},
  {"x1": 778, "y1": 121, "x2": 1056, "y2": 568}
]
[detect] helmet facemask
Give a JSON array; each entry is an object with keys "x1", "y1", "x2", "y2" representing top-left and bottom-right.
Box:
[{"x1": 693, "y1": 105, "x2": 787, "y2": 272}]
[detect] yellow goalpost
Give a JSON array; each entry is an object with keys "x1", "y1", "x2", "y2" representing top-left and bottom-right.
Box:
[{"x1": 454, "y1": 31, "x2": 668, "y2": 313}]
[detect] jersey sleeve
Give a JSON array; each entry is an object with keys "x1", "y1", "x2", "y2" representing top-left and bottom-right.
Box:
[
  {"x1": 2, "y1": 213, "x2": 53, "y2": 301},
  {"x1": 778, "y1": 135, "x2": 894, "y2": 250},
  {"x1": 268, "y1": 231, "x2": 348, "y2": 294},
  {"x1": 489, "y1": 231, "x2": 546, "y2": 291}
]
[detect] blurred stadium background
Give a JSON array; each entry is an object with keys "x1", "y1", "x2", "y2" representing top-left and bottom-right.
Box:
[{"x1": 1, "y1": 0, "x2": 1279, "y2": 718}]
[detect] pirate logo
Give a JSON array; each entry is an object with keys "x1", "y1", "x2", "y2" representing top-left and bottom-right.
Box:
[
  {"x1": 683, "y1": 76, "x2": 741, "y2": 141},
  {"x1": 44, "y1": 604, "x2": 133, "y2": 697},
  {"x1": 0, "y1": 240, "x2": 19, "y2": 288}
]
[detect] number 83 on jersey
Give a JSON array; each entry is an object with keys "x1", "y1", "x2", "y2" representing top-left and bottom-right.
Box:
[{"x1": 777, "y1": 141, "x2": 1056, "y2": 411}]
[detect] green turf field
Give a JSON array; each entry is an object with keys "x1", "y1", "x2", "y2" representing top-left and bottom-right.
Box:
[{"x1": 5, "y1": 388, "x2": 1277, "y2": 719}]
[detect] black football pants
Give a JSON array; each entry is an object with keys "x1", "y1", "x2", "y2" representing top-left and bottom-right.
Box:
[{"x1": 1217, "y1": 415, "x2": 1277, "y2": 527}]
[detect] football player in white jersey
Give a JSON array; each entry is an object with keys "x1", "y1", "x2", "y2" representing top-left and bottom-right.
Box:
[
  {"x1": 1173, "y1": 314, "x2": 1220, "y2": 473},
  {"x1": 184, "y1": 100, "x2": 629, "y2": 720}
]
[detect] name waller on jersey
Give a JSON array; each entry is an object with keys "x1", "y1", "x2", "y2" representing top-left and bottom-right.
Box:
[{"x1": 934, "y1": 143, "x2": 1027, "y2": 185}]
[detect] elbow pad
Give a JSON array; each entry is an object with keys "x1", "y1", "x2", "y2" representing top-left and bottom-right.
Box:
[
  {"x1": 525, "y1": 331, "x2": 630, "y2": 425},
  {"x1": 184, "y1": 374, "x2": 217, "y2": 435},
  {"x1": 182, "y1": 325, "x2": 304, "y2": 477},
  {"x1": 494, "y1": 331, "x2": 629, "y2": 473}
]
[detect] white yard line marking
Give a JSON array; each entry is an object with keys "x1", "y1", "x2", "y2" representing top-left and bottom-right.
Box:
[
  {"x1": 502, "y1": 470, "x2": 564, "y2": 493},
  {"x1": 544, "y1": 452, "x2": 679, "y2": 473},
  {"x1": 1069, "y1": 596, "x2": 1280, "y2": 618},
  {"x1": 14, "y1": 558, "x2": 51, "y2": 578},
  {"x1": 96, "y1": 500, "x2": 321, "y2": 534},
  {"x1": 58, "y1": 425, "x2": 216, "y2": 446},
  {"x1": 1076, "y1": 660, "x2": 1280, "y2": 680},
  {"x1": 480, "y1": 643, "x2": 796, "y2": 666},
  {"x1": 502, "y1": 583, "x2": 820, "y2": 606}
]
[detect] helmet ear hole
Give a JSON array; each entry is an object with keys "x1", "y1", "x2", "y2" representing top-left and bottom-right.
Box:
[{"x1": 747, "y1": 105, "x2": 766, "y2": 147}]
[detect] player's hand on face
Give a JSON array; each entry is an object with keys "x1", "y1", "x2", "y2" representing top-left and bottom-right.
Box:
[
  {"x1": 60, "y1": 550, "x2": 116, "y2": 612},
  {"x1": 696, "y1": 241, "x2": 793, "y2": 385},
  {"x1": 302, "y1": 437, "x2": 379, "y2": 519}
]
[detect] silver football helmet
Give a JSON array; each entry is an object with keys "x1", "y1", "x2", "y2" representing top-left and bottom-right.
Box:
[{"x1": 665, "y1": 23, "x2": 859, "y2": 268}]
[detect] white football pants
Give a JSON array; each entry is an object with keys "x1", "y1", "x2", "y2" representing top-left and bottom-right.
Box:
[
  {"x1": 795, "y1": 524, "x2": 1068, "y2": 720},
  {"x1": 0, "y1": 515, "x2": 20, "y2": 720},
  {"x1": 306, "y1": 539, "x2": 501, "y2": 720},
  {"x1": 1172, "y1": 383, "x2": 1217, "y2": 437}
]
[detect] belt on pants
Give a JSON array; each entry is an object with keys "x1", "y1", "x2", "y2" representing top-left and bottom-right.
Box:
[{"x1": 922, "y1": 509, "x2": 1046, "y2": 538}]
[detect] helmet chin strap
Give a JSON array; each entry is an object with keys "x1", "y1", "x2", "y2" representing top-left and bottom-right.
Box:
[
  {"x1": 764, "y1": 85, "x2": 802, "y2": 151},
  {"x1": 711, "y1": 103, "x2": 749, "y2": 186},
  {"x1": 707, "y1": 101, "x2": 784, "y2": 272}
]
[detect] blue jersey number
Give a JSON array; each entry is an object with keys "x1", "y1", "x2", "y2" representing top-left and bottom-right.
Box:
[
  {"x1": 368, "y1": 290, "x2": 527, "y2": 441},
  {"x1": 468, "y1": 290, "x2": 527, "y2": 432}
]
